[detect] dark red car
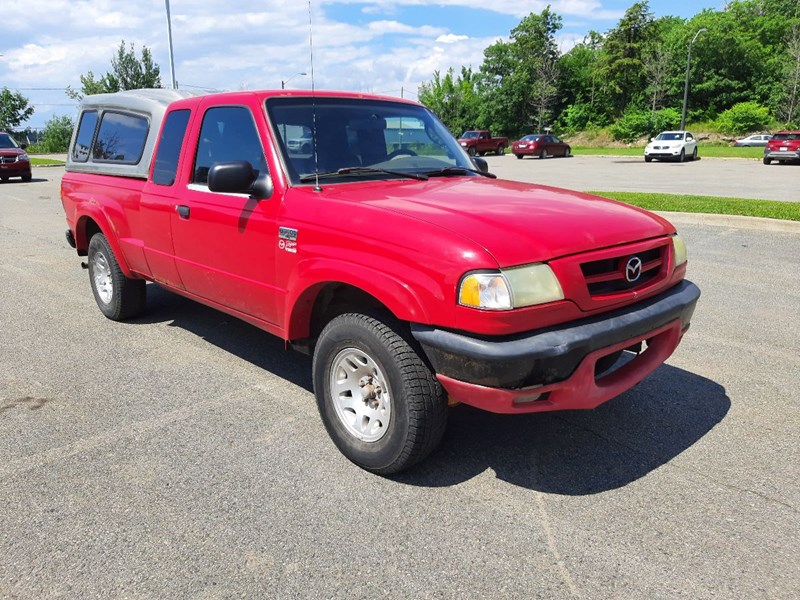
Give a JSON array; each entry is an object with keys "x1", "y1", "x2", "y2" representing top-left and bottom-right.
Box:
[
  {"x1": 763, "y1": 131, "x2": 800, "y2": 165},
  {"x1": 512, "y1": 134, "x2": 571, "y2": 159},
  {"x1": 0, "y1": 132, "x2": 32, "y2": 182}
]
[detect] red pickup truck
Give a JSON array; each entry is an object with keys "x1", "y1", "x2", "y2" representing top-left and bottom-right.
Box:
[
  {"x1": 457, "y1": 130, "x2": 509, "y2": 156},
  {"x1": 61, "y1": 89, "x2": 699, "y2": 474}
]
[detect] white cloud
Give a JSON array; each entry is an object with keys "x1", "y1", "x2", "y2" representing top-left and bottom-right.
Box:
[{"x1": 436, "y1": 34, "x2": 470, "y2": 44}]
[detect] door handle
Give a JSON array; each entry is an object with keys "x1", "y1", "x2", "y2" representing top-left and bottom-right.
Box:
[{"x1": 176, "y1": 205, "x2": 190, "y2": 219}]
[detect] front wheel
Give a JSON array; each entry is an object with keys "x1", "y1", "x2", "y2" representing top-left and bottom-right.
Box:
[
  {"x1": 644, "y1": 156, "x2": 652, "y2": 162},
  {"x1": 763, "y1": 157, "x2": 772, "y2": 165},
  {"x1": 564, "y1": 147, "x2": 571, "y2": 157},
  {"x1": 313, "y1": 313, "x2": 447, "y2": 475},
  {"x1": 88, "y1": 233, "x2": 146, "y2": 321},
  {"x1": 678, "y1": 149, "x2": 686, "y2": 162},
  {"x1": 691, "y1": 147, "x2": 698, "y2": 161}
]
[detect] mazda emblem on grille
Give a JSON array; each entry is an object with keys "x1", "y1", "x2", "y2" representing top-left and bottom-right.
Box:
[{"x1": 625, "y1": 256, "x2": 643, "y2": 282}]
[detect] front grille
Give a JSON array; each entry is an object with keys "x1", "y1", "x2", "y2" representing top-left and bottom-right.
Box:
[
  {"x1": 0, "y1": 156, "x2": 18, "y2": 164},
  {"x1": 581, "y1": 246, "x2": 666, "y2": 296}
]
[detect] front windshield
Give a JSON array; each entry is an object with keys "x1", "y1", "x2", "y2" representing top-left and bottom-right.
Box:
[
  {"x1": 268, "y1": 97, "x2": 475, "y2": 184},
  {"x1": 655, "y1": 132, "x2": 684, "y2": 141},
  {"x1": 0, "y1": 133, "x2": 20, "y2": 149},
  {"x1": 460, "y1": 131, "x2": 479, "y2": 139},
  {"x1": 521, "y1": 135, "x2": 541, "y2": 142}
]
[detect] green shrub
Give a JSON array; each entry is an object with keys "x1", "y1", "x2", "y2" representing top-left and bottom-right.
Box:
[
  {"x1": 715, "y1": 102, "x2": 772, "y2": 135},
  {"x1": 610, "y1": 108, "x2": 681, "y2": 142},
  {"x1": 29, "y1": 115, "x2": 74, "y2": 154}
]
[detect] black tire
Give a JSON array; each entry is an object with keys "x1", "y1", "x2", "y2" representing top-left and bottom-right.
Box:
[
  {"x1": 564, "y1": 147, "x2": 571, "y2": 157},
  {"x1": 515, "y1": 153, "x2": 523, "y2": 160},
  {"x1": 644, "y1": 156, "x2": 652, "y2": 162},
  {"x1": 467, "y1": 147, "x2": 477, "y2": 157},
  {"x1": 87, "y1": 233, "x2": 146, "y2": 321},
  {"x1": 691, "y1": 147, "x2": 698, "y2": 161},
  {"x1": 21, "y1": 174, "x2": 32, "y2": 182},
  {"x1": 763, "y1": 157, "x2": 772, "y2": 165},
  {"x1": 540, "y1": 149, "x2": 548, "y2": 159},
  {"x1": 313, "y1": 313, "x2": 447, "y2": 475},
  {"x1": 678, "y1": 149, "x2": 685, "y2": 162},
  {"x1": 497, "y1": 144, "x2": 505, "y2": 156}
]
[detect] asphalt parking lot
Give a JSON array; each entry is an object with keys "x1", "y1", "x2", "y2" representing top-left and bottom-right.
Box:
[{"x1": 1, "y1": 164, "x2": 798, "y2": 598}]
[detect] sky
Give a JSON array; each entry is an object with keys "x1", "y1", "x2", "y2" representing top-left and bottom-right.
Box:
[{"x1": 2, "y1": 0, "x2": 726, "y2": 130}]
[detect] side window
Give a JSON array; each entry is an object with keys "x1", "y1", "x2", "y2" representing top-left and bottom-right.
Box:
[
  {"x1": 92, "y1": 112, "x2": 149, "y2": 163},
  {"x1": 72, "y1": 110, "x2": 98, "y2": 162},
  {"x1": 152, "y1": 109, "x2": 191, "y2": 186},
  {"x1": 192, "y1": 106, "x2": 267, "y2": 185}
]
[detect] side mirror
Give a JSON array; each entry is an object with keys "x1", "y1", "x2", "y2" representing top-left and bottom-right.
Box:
[
  {"x1": 472, "y1": 157, "x2": 489, "y2": 173},
  {"x1": 208, "y1": 161, "x2": 273, "y2": 199},
  {"x1": 649, "y1": 137, "x2": 654, "y2": 142},
  {"x1": 20, "y1": 143, "x2": 28, "y2": 150}
]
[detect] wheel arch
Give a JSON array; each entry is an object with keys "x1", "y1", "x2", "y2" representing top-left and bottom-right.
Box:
[
  {"x1": 75, "y1": 211, "x2": 135, "y2": 278},
  {"x1": 286, "y1": 265, "x2": 431, "y2": 343}
]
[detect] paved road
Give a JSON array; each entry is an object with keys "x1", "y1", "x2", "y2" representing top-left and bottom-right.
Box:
[
  {"x1": 484, "y1": 153, "x2": 799, "y2": 202},
  {"x1": 1, "y1": 168, "x2": 798, "y2": 598}
]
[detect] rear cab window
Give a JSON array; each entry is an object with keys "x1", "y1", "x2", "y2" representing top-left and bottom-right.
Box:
[
  {"x1": 72, "y1": 111, "x2": 99, "y2": 162},
  {"x1": 152, "y1": 109, "x2": 191, "y2": 186}
]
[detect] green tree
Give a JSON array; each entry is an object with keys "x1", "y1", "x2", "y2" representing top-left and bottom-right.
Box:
[
  {"x1": 601, "y1": 2, "x2": 658, "y2": 116},
  {"x1": 418, "y1": 67, "x2": 480, "y2": 136},
  {"x1": 67, "y1": 40, "x2": 162, "y2": 100},
  {"x1": 35, "y1": 115, "x2": 75, "y2": 153},
  {"x1": 0, "y1": 88, "x2": 34, "y2": 131}
]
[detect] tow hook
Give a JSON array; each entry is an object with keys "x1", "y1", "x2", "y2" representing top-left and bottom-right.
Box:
[{"x1": 358, "y1": 375, "x2": 383, "y2": 409}]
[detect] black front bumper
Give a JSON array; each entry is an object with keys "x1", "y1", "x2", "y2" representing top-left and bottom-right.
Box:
[{"x1": 411, "y1": 280, "x2": 700, "y2": 389}]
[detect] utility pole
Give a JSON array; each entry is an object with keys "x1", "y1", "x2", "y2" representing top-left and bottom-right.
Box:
[
  {"x1": 165, "y1": 0, "x2": 178, "y2": 89},
  {"x1": 680, "y1": 28, "x2": 707, "y2": 130}
]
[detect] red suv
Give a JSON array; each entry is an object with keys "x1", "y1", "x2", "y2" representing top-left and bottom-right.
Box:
[
  {"x1": 0, "y1": 132, "x2": 32, "y2": 182},
  {"x1": 763, "y1": 131, "x2": 800, "y2": 165}
]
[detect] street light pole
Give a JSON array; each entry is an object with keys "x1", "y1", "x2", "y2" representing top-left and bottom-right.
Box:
[
  {"x1": 680, "y1": 28, "x2": 707, "y2": 131},
  {"x1": 164, "y1": 0, "x2": 178, "y2": 89},
  {"x1": 281, "y1": 72, "x2": 307, "y2": 89}
]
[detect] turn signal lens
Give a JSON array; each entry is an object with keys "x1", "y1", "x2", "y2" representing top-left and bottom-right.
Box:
[
  {"x1": 672, "y1": 234, "x2": 688, "y2": 267},
  {"x1": 458, "y1": 273, "x2": 512, "y2": 310}
]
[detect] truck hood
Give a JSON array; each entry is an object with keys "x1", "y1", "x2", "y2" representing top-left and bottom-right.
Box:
[{"x1": 325, "y1": 177, "x2": 674, "y2": 266}]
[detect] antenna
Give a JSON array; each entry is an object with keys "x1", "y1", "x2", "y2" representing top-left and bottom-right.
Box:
[{"x1": 308, "y1": 0, "x2": 321, "y2": 192}]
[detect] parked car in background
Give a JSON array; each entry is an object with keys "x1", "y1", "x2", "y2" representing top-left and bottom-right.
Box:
[
  {"x1": 457, "y1": 130, "x2": 509, "y2": 156},
  {"x1": 512, "y1": 134, "x2": 571, "y2": 159},
  {"x1": 644, "y1": 131, "x2": 698, "y2": 162},
  {"x1": 0, "y1": 132, "x2": 32, "y2": 182},
  {"x1": 763, "y1": 131, "x2": 800, "y2": 165},
  {"x1": 733, "y1": 133, "x2": 772, "y2": 147}
]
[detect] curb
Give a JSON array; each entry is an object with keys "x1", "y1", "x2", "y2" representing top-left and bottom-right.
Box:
[{"x1": 657, "y1": 211, "x2": 800, "y2": 233}]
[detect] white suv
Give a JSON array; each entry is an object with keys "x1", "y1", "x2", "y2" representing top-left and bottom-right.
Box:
[{"x1": 644, "y1": 131, "x2": 698, "y2": 162}]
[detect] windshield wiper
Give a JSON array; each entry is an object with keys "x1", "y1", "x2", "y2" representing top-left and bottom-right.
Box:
[
  {"x1": 422, "y1": 166, "x2": 497, "y2": 179},
  {"x1": 299, "y1": 166, "x2": 428, "y2": 183}
]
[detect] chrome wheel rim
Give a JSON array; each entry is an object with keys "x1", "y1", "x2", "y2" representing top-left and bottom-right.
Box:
[
  {"x1": 329, "y1": 347, "x2": 392, "y2": 442},
  {"x1": 92, "y1": 251, "x2": 113, "y2": 305}
]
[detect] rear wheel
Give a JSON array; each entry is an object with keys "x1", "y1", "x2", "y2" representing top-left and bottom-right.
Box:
[
  {"x1": 763, "y1": 157, "x2": 772, "y2": 165},
  {"x1": 88, "y1": 233, "x2": 146, "y2": 321},
  {"x1": 496, "y1": 144, "x2": 505, "y2": 156},
  {"x1": 540, "y1": 149, "x2": 549, "y2": 159},
  {"x1": 467, "y1": 147, "x2": 477, "y2": 157},
  {"x1": 515, "y1": 154, "x2": 523, "y2": 160},
  {"x1": 313, "y1": 313, "x2": 447, "y2": 475}
]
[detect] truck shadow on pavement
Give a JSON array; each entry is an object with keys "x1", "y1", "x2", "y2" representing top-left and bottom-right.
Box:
[
  {"x1": 137, "y1": 285, "x2": 728, "y2": 495},
  {"x1": 399, "y1": 365, "x2": 729, "y2": 494}
]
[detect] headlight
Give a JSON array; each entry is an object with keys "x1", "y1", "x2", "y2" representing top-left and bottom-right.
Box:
[
  {"x1": 458, "y1": 264, "x2": 564, "y2": 310},
  {"x1": 19, "y1": 153, "x2": 29, "y2": 161},
  {"x1": 671, "y1": 234, "x2": 688, "y2": 267}
]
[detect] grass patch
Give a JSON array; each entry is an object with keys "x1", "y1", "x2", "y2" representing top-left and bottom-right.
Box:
[
  {"x1": 573, "y1": 146, "x2": 764, "y2": 159},
  {"x1": 30, "y1": 157, "x2": 65, "y2": 166},
  {"x1": 589, "y1": 191, "x2": 800, "y2": 222}
]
